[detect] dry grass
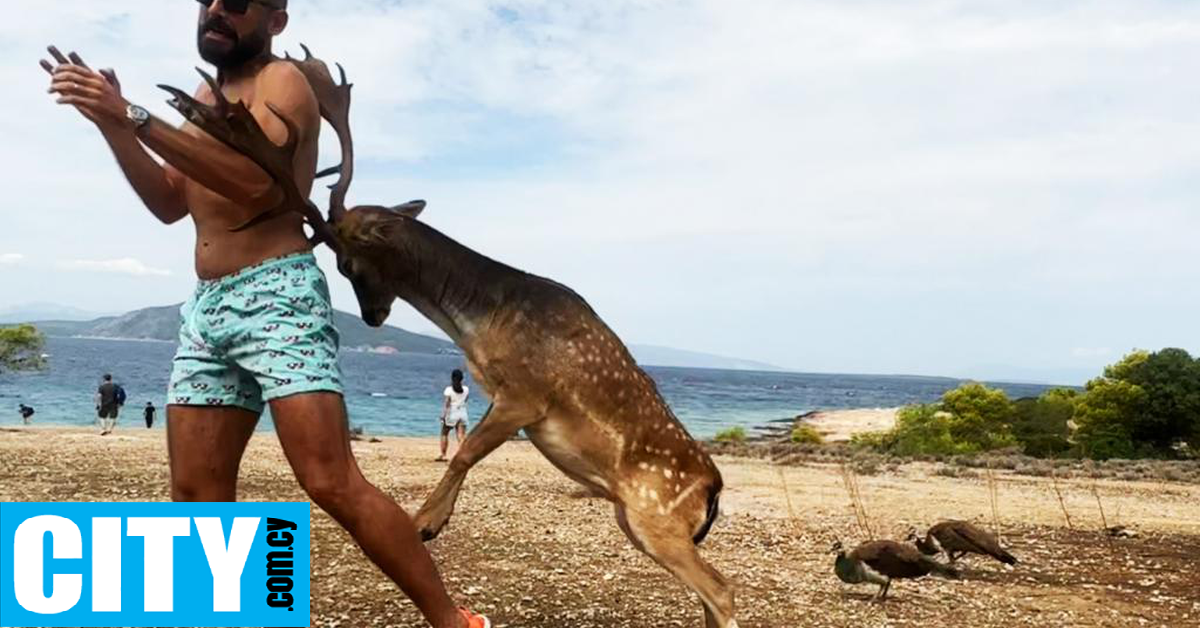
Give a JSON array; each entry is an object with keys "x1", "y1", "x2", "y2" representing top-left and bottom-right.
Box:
[
  {"x1": 985, "y1": 463, "x2": 1002, "y2": 543},
  {"x1": 1050, "y1": 470, "x2": 1076, "y2": 530},
  {"x1": 2, "y1": 427, "x2": 1200, "y2": 627},
  {"x1": 840, "y1": 463, "x2": 875, "y2": 539}
]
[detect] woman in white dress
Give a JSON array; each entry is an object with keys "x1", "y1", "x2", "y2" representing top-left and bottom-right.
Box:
[{"x1": 437, "y1": 369, "x2": 469, "y2": 461}]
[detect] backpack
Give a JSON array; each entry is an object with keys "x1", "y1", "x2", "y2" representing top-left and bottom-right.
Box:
[{"x1": 114, "y1": 385, "x2": 127, "y2": 406}]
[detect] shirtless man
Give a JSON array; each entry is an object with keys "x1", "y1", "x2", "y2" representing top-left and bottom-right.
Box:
[{"x1": 43, "y1": 2, "x2": 488, "y2": 627}]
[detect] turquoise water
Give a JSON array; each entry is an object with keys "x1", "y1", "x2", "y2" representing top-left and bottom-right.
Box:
[{"x1": 0, "y1": 337, "x2": 1056, "y2": 438}]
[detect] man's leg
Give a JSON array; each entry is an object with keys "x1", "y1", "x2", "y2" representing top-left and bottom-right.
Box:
[
  {"x1": 166, "y1": 405, "x2": 258, "y2": 502},
  {"x1": 438, "y1": 425, "x2": 450, "y2": 461},
  {"x1": 270, "y1": 392, "x2": 466, "y2": 628}
]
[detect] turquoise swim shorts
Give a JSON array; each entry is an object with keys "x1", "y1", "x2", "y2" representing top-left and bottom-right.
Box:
[{"x1": 169, "y1": 252, "x2": 343, "y2": 413}]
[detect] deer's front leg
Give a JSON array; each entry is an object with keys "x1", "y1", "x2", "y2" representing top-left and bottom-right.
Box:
[{"x1": 415, "y1": 399, "x2": 533, "y2": 541}]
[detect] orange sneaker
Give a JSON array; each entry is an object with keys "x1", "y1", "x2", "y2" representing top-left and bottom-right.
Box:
[{"x1": 460, "y1": 607, "x2": 491, "y2": 628}]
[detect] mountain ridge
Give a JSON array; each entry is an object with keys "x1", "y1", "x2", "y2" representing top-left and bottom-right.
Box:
[
  {"x1": 10, "y1": 303, "x2": 785, "y2": 370},
  {"x1": 23, "y1": 304, "x2": 458, "y2": 356}
]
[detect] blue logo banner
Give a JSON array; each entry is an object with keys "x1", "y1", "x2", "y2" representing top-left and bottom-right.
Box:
[{"x1": 0, "y1": 502, "x2": 310, "y2": 627}]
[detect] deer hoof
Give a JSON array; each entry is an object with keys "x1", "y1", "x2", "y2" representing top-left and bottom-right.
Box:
[{"x1": 414, "y1": 510, "x2": 449, "y2": 542}]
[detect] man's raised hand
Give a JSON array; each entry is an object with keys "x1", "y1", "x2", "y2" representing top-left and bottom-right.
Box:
[{"x1": 41, "y1": 45, "x2": 130, "y2": 135}]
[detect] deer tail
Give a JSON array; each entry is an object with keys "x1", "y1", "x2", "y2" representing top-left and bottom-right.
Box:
[{"x1": 692, "y1": 475, "x2": 723, "y2": 545}]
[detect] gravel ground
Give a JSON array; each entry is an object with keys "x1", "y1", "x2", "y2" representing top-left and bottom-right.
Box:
[{"x1": 2, "y1": 426, "x2": 1198, "y2": 627}]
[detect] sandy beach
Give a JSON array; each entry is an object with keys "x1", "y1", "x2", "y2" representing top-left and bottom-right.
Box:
[
  {"x1": 2, "y1": 426, "x2": 1198, "y2": 627},
  {"x1": 796, "y1": 407, "x2": 899, "y2": 442}
]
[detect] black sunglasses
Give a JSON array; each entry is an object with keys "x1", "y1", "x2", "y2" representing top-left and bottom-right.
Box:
[{"x1": 197, "y1": 0, "x2": 282, "y2": 15}]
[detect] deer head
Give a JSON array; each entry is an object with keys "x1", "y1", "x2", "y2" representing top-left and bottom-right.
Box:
[
  {"x1": 160, "y1": 46, "x2": 419, "y2": 327},
  {"x1": 330, "y1": 200, "x2": 426, "y2": 327}
]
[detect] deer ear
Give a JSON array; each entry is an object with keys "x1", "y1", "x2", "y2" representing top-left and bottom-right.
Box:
[{"x1": 389, "y1": 200, "x2": 426, "y2": 219}]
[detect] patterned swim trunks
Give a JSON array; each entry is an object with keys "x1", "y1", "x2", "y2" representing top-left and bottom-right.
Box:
[{"x1": 169, "y1": 252, "x2": 343, "y2": 413}]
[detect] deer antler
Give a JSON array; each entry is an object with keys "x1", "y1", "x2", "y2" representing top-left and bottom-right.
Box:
[
  {"x1": 158, "y1": 68, "x2": 342, "y2": 254},
  {"x1": 285, "y1": 43, "x2": 354, "y2": 223}
]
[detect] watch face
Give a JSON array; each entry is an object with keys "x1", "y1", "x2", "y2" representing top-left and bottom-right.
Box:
[{"x1": 128, "y1": 105, "x2": 149, "y2": 124}]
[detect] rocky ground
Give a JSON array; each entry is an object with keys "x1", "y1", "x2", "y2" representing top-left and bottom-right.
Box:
[{"x1": 2, "y1": 427, "x2": 1198, "y2": 627}]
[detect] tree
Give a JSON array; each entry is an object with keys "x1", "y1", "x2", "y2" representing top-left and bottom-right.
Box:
[
  {"x1": 887, "y1": 403, "x2": 975, "y2": 456},
  {"x1": 1073, "y1": 375, "x2": 1145, "y2": 459},
  {"x1": 1117, "y1": 348, "x2": 1200, "y2": 451},
  {"x1": 1011, "y1": 388, "x2": 1075, "y2": 457},
  {"x1": 940, "y1": 382, "x2": 1017, "y2": 451},
  {"x1": 0, "y1": 325, "x2": 46, "y2": 373},
  {"x1": 1075, "y1": 349, "x2": 1200, "y2": 457}
]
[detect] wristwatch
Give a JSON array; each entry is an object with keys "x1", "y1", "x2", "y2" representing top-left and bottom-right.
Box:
[{"x1": 125, "y1": 104, "x2": 150, "y2": 129}]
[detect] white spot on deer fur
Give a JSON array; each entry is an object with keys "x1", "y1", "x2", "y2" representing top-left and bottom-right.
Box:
[
  {"x1": 663, "y1": 469, "x2": 673, "y2": 479},
  {"x1": 649, "y1": 489, "x2": 659, "y2": 501},
  {"x1": 666, "y1": 481, "x2": 703, "y2": 514},
  {"x1": 638, "y1": 462, "x2": 649, "y2": 471}
]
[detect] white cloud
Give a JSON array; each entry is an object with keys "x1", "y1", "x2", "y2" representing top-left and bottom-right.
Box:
[
  {"x1": 58, "y1": 258, "x2": 172, "y2": 277},
  {"x1": 1, "y1": 0, "x2": 1198, "y2": 376},
  {"x1": 0, "y1": 253, "x2": 25, "y2": 265}
]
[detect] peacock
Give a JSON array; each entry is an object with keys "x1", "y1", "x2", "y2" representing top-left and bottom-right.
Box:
[
  {"x1": 910, "y1": 520, "x2": 1018, "y2": 565},
  {"x1": 833, "y1": 539, "x2": 959, "y2": 600}
]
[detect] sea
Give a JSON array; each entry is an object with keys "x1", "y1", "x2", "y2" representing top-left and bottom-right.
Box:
[{"x1": 0, "y1": 337, "x2": 1058, "y2": 438}]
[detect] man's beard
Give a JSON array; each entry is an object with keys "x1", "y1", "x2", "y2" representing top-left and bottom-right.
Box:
[{"x1": 197, "y1": 17, "x2": 269, "y2": 69}]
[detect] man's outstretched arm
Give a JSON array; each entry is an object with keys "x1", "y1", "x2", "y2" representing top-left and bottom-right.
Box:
[
  {"x1": 99, "y1": 121, "x2": 190, "y2": 225},
  {"x1": 41, "y1": 51, "x2": 188, "y2": 224},
  {"x1": 43, "y1": 50, "x2": 318, "y2": 217}
]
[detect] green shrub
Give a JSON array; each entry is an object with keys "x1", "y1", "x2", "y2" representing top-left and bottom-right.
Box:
[
  {"x1": 791, "y1": 425, "x2": 824, "y2": 445},
  {"x1": 713, "y1": 427, "x2": 747, "y2": 443},
  {"x1": 0, "y1": 325, "x2": 46, "y2": 373},
  {"x1": 850, "y1": 430, "x2": 892, "y2": 450},
  {"x1": 1012, "y1": 389, "x2": 1075, "y2": 457}
]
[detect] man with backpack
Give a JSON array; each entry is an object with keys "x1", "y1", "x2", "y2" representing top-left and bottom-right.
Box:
[{"x1": 95, "y1": 373, "x2": 124, "y2": 435}]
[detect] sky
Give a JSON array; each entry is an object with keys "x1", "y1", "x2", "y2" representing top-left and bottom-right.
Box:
[{"x1": 1, "y1": 0, "x2": 1197, "y2": 384}]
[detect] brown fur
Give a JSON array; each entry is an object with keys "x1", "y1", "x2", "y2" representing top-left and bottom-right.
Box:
[{"x1": 337, "y1": 209, "x2": 738, "y2": 628}]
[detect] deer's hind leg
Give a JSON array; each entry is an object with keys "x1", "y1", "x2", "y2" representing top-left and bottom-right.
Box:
[
  {"x1": 414, "y1": 398, "x2": 540, "y2": 541},
  {"x1": 615, "y1": 503, "x2": 737, "y2": 628}
]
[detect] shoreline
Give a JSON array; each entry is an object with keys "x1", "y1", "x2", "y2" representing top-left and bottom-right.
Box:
[{"x1": 751, "y1": 407, "x2": 900, "y2": 442}]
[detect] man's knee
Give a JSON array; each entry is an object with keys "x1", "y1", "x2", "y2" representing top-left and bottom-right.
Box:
[
  {"x1": 295, "y1": 464, "x2": 365, "y2": 512},
  {"x1": 171, "y1": 476, "x2": 236, "y2": 502}
]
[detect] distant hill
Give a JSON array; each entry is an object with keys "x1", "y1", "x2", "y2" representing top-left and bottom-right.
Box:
[
  {"x1": 24, "y1": 304, "x2": 458, "y2": 356},
  {"x1": 0, "y1": 303, "x2": 112, "y2": 324},
  {"x1": 628, "y1": 344, "x2": 783, "y2": 372},
  {"x1": 13, "y1": 304, "x2": 786, "y2": 370}
]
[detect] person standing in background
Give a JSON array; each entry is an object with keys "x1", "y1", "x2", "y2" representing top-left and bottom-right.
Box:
[
  {"x1": 437, "y1": 370, "x2": 470, "y2": 462},
  {"x1": 18, "y1": 404, "x2": 35, "y2": 425},
  {"x1": 95, "y1": 373, "x2": 120, "y2": 435},
  {"x1": 144, "y1": 401, "x2": 156, "y2": 429}
]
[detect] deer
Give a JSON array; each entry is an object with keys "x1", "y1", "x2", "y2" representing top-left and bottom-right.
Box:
[{"x1": 159, "y1": 47, "x2": 739, "y2": 628}]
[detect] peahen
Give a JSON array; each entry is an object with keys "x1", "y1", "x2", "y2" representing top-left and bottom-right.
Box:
[
  {"x1": 833, "y1": 539, "x2": 959, "y2": 600},
  {"x1": 910, "y1": 520, "x2": 1018, "y2": 565}
]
